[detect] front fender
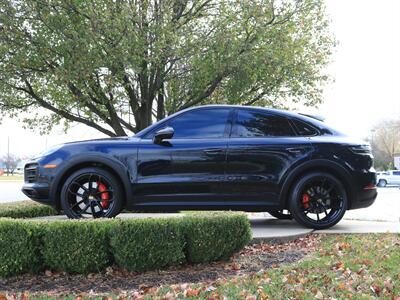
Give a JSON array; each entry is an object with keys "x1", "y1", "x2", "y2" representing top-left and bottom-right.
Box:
[{"x1": 50, "y1": 153, "x2": 133, "y2": 209}]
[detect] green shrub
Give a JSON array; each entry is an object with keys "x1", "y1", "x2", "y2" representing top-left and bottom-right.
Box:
[
  {"x1": 40, "y1": 220, "x2": 112, "y2": 274},
  {"x1": 0, "y1": 213, "x2": 251, "y2": 277},
  {"x1": 0, "y1": 219, "x2": 41, "y2": 277},
  {"x1": 0, "y1": 201, "x2": 58, "y2": 218},
  {"x1": 110, "y1": 218, "x2": 185, "y2": 271},
  {"x1": 183, "y1": 213, "x2": 252, "y2": 263}
]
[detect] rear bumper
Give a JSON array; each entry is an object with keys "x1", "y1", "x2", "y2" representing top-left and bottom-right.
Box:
[
  {"x1": 349, "y1": 188, "x2": 377, "y2": 210},
  {"x1": 21, "y1": 182, "x2": 53, "y2": 206},
  {"x1": 348, "y1": 169, "x2": 377, "y2": 210}
]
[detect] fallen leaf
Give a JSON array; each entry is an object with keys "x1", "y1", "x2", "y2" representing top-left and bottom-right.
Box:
[
  {"x1": 161, "y1": 292, "x2": 175, "y2": 300},
  {"x1": 185, "y1": 288, "x2": 200, "y2": 297},
  {"x1": 315, "y1": 290, "x2": 323, "y2": 299},
  {"x1": 370, "y1": 284, "x2": 381, "y2": 296},
  {"x1": 383, "y1": 279, "x2": 393, "y2": 291},
  {"x1": 20, "y1": 291, "x2": 29, "y2": 300}
]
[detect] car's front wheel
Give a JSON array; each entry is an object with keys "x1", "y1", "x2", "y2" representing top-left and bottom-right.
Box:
[
  {"x1": 288, "y1": 172, "x2": 348, "y2": 229},
  {"x1": 60, "y1": 167, "x2": 123, "y2": 219}
]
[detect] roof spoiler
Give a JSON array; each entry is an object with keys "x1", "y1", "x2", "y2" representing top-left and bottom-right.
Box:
[{"x1": 299, "y1": 113, "x2": 325, "y2": 122}]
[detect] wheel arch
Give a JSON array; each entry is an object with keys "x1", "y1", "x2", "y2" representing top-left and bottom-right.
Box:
[
  {"x1": 50, "y1": 154, "x2": 133, "y2": 210},
  {"x1": 279, "y1": 159, "x2": 355, "y2": 209}
]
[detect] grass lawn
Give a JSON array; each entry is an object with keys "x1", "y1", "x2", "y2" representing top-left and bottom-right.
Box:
[
  {"x1": 17, "y1": 233, "x2": 400, "y2": 299},
  {"x1": 0, "y1": 174, "x2": 23, "y2": 181},
  {"x1": 143, "y1": 234, "x2": 400, "y2": 300}
]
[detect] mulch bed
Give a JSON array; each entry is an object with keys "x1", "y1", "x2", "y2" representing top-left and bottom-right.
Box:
[{"x1": 0, "y1": 234, "x2": 320, "y2": 296}]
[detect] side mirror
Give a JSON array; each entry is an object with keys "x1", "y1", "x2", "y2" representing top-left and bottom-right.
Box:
[{"x1": 153, "y1": 126, "x2": 174, "y2": 144}]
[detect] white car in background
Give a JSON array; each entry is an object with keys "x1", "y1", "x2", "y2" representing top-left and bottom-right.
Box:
[{"x1": 376, "y1": 170, "x2": 400, "y2": 187}]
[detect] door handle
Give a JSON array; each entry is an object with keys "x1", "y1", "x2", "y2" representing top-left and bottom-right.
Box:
[
  {"x1": 204, "y1": 149, "x2": 224, "y2": 155},
  {"x1": 286, "y1": 147, "x2": 304, "y2": 154}
]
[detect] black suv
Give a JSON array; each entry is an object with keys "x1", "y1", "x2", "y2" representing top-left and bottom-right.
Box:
[{"x1": 22, "y1": 105, "x2": 377, "y2": 229}]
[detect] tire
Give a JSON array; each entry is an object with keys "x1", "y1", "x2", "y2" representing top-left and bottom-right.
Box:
[
  {"x1": 377, "y1": 179, "x2": 387, "y2": 187},
  {"x1": 60, "y1": 167, "x2": 124, "y2": 219},
  {"x1": 268, "y1": 210, "x2": 293, "y2": 220},
  {"x1": 288, "y1": 172, "x2": 348, "y2": 229}
]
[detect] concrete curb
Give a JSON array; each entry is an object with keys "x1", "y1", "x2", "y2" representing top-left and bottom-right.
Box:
[{"x1": 251, "y1": 231, "x2": 314, "y2": 244}]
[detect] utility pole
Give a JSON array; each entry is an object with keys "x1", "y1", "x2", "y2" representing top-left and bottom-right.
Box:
[{"x1": 7, "y1": 136, "x2": 10, "y2": 176}]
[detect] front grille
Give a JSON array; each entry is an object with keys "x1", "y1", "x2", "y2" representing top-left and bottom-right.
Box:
[{"x1": 24, "y1": 163, "x2": 38, "y2": 183}]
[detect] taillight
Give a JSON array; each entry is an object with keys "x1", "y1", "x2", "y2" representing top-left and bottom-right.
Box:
[{"x1": 364, "y1": 183, "x2": 376, "y2": 190}]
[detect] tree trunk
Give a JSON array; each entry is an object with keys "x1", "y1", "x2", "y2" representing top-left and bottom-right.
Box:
[{"x1": 157, "y1": 89, "x2": 165, "y2": 121}]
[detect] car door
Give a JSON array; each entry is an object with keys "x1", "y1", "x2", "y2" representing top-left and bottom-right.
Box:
[
  {"x1": 224, "y1": 108, "x2": 313, "y2": 205},
  {"x1": 135, "y1": 107, "x2": 232, "y2": 205},
  {"x1": 392, "y1": 171, "x2": 400, "y2": 185}
]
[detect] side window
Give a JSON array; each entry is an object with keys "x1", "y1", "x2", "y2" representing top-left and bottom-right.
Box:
[
  {"x1": 393, "y1": 171, "x2": 400, "y2": 176},
  {"x1": 232, "y1": 110, "x2": 295, "y2": 138},
  {"x1": 167, "y1": 108, "x2": 230, "y2": 139},
  {"x1": 291, "y1": 119, "x2": 318, "y2": 136}
]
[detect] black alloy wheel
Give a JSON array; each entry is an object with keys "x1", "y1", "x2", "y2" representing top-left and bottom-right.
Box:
[
  {"x1": 268, "y1": 210, "x2": 293, "y2": 220},
  {"x1": 289, "y1": 172, "x2": 348, "y2": 229},
  {"x1": 60, "y1": 167, "x2": 123, "y2": 219}
]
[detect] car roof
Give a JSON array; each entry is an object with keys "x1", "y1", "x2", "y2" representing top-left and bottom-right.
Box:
[{"x1": 134, "y1": 104, "x2": 339, "y2": 137}]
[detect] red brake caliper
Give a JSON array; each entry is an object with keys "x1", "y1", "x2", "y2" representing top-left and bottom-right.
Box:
[
  {"x1": 98, "y1": 182, "x2": 110, "y2": 208},
  {"x1": 302, "y1": 193, "x2": 310, "y2": 209}
]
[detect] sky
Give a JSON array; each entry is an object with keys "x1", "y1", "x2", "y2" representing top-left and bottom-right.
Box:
[{"x1": 0, "y1": 0, "x2": 399, "y2": 158}]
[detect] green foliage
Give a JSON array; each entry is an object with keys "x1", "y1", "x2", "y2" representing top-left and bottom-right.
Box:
[
  {"x1": 0, "y1": 213, "x2": 251, "y2": 277},
  {"x1": 183, "y1": 213, "x2": 252, "y2": 263},
  {"x1": 0, "y1": 0, "x2": 335, "y2": 136},
  {"x1": 0, "y1": 219, "x2": 41, "y2": 277},
  {"x1": 40, "y1": 220, "x2": 112, "y2": 274},
  {"x1": 0, "y1": 201, "x2": 59, "y2": 219},
  {"x1": 110, "y1": 218, "x2": 185, "y2": 271}
]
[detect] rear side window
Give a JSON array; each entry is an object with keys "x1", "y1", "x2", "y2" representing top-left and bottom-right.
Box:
[
  {"x1": 393, "y1": 171, "x2": 400, "y2": 176},
  {"x1": 167, "y1": 108, "x2": 230, "y2": 139},
  {"x1": 232, "y1": 110, "x2": 296, "y2": 137},
  {"x1": 291, "y1": 119, "x2": 318, "y2": 136}
]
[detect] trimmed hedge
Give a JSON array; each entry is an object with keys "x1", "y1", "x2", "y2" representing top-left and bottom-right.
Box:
[
  {"x1": 0, "y1": 201, "x2": 59, "y2": 219},
  {"x1": 110, "y1": 218, "x2": 185, "y2": 271},
  {"x1": 183, "y1": 213, "x2": 252, "y2": 263},
  {"x1": 0, "y1": 219, "x2": 41, "y2": 277},
  {"x1": 0, "y1": 213, "x2": 251, "y2": 277},
  {"x1": 41, "y1": 221, "x2": 112, "y2": 273}
]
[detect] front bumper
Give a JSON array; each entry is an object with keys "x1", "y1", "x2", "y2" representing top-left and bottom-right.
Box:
[{"x1": 21, "y1": 182, "x2": 53, "y2": 205}]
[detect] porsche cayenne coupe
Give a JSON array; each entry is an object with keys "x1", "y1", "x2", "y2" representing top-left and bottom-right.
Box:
[{"x1": 22, "y1": 105, "x2": 377, "y2": 229}]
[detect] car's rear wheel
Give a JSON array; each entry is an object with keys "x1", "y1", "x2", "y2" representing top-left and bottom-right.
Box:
[
  {"x1": 268, "y1": 210, "x2": 293, "y2": 220},
  {"x1": 60, "y1": 167, "x2": 123, "y2": 219},
  {"x1": 377, "y1": 179, "x2": 387, "y2": 187},
  {"x1": 288, "y1": 172, "x2": 347, "y2": 229}
]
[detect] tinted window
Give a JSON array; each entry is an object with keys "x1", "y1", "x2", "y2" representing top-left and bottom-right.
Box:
[
  {"x1": 291, "y1": 119, "x2": 318, "y2": 136},
  {"x1": 167, "y1": 108, "x2": 230, "y2": 139},
  {"x1": 233, "y1": 110, "x2": 295, "y2": 137},
  {"x1": 393, "y1": 171, "x2": 400, "y2": 176}
]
